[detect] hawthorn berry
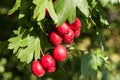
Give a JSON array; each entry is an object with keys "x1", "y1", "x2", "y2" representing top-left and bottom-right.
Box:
[
  {"x1": 41, "y1": 54, "x2": 56, "y2": 73},
  {"x1": 31, "y1": 60, "x2": 45, "y2": 77},
  {"x1": 74, "y1": 29, "x2": 81, "y2": 38},
  {"x1": 49, "y1": 31, "x2": 62, "y2": 46},
  {"x1": 69, "y1": 17, "x2": 81, "y2": 31},
  {"x1": 47, "y1": 66, "x2": 56, "y2": 73},
  {"x1": 53, "y1": 45, "x2": 68, "y2": 61},
  {"x1": 56, "y1": 22, "x2": 70, "y2": 35},
  {"x1": 63, "y1": 29, "x2": 74, "y2": 44}
]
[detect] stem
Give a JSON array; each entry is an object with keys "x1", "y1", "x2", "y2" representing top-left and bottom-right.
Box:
[{"x1": 40, "y1": 48, "x2": 44, "y2": 56}]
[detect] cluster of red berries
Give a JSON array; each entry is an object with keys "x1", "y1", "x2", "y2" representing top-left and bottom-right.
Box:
[
  {"x1": 31, "y1": 17, "x2": 82, "y2": 77},
  {"x1": 49, "y1": 17, "x2": 81, "y2": 45},
  {"x1": 31, "y1": 44, "x2": 68, "y2": 77},
  {"x1": 31, "y1": 54, "x2": 56, "y2": 77}
]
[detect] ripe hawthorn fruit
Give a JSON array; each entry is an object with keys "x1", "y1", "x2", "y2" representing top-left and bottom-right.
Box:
[
  {"x1": 74, "y1": 29, "x2": 81, "y2": 38},
  {"x1": 63, "y1": 29, "x2": 74, "y2": 44},
  {"x1": 69, "y1": 17, "x2": 81, "y2": 31},
  {"x1": 49, "y1": 31, "x2": 62, "y2": 46},
  {"x1": 31, "y1": 60, "x2": 45, "y2": 77},
  {"x1": 56, "y1": 22, "x2": 70, "y2": 35},
  {"x1": 53, "y1": 45, "x2": 68, "y2": 61},
  {"x1": 41, "y1": 54, "x2": 56, "y2": 73}
]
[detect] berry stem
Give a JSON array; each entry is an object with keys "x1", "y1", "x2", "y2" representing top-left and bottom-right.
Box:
[{"x1": 40, "y1": 48, "x2": 44, "y2": 56}]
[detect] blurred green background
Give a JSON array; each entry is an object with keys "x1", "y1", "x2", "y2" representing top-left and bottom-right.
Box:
[{"x1": 0, "y1": 0, "x2": 120, "y2": 80}]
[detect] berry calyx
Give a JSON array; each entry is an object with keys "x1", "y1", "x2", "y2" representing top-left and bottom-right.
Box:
[
  {"x1": 56, "y1": 22, "x2": 70, "y2": 35},
  {"x1": 53, "y1": 45, "x2": 68, "y2": 61},
  {"x1": 41, "y1": 54, "x2": 56, "y2": 72},
  {"x1": 31, "y1": 60, "x2": 45, "y2": 77},
  {"x1": 63, "y1": 29, "x2": 74, "y2": 44},
  {"x1": 49, "y1": 31, "x2": 62, "y2": 46}
]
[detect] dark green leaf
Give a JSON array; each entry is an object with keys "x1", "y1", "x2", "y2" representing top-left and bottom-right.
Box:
[
  {"x1": 18, "y1": 0, "x2": 32, "y2": 19},
  {"x1": 71, "y1": 55, "x2": 81, "y2": 74},
  {"x1": 81, "y1": 51, "x2": 105, "y2": 79},
  {"x1": 96, "y1": 29, "x2": 107, "y2": 51},
  {"x1": 81, "y1": 52, "x2": 89, "y2": 79}
]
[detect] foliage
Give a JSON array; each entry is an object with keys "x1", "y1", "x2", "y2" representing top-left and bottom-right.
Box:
[{"x1": 0, "y1": 0, "x2": 120, "y2": 80}]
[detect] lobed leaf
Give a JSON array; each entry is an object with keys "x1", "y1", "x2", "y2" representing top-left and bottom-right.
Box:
[
  {"x1": 81, "y1": 51, "x2": 105, "y2": 79},
  {"x1": 8, "y1": 0, "x2": 21, "y2": 15},
  {"x1": 54, "y1": 0, "x2": 76, "y2": 26},
  {"x1": 33, "y1": 0, "x2": 47, "y2": 21},
  {"x1": 76, "y1": 0, "x2": 90, "y2": 17},
  {"x1": 47, "y1": 0, "x2": 58, "y2": 23}
]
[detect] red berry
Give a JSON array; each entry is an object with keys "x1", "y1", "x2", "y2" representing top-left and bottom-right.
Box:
[
  {"x1": 74, "y1": 29, "x2": 81, "y2": 38},
  {"x1": 70, "y1": 17, "x2": 81, "y2": 31},
  {"x1": 31, "y1": 60, "x2": 45, "y2": 77},
  {"x1": 57, "y1": 22, "x2": 70, "y2": 35},
  {"x1": 47, "y1": 66, "x2": 56, "y2": 73},
  {"x1": 49, "y1": 31, "x2": 62, "y2": 46},
  {"x1": 63, "y1": 29, "x2": 74, "y2": 44},
  {"x1": 41, "y1": 54, "x2": 56, "y2": 72},
  {"x1": 53, "y1": 45, "x2": 68, "y2": 61}
]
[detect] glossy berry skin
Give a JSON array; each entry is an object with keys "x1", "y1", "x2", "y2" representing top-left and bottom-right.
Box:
[
  {"x1": 47, "y1": 66, "x2": 56, "y2": 73},
  {"x1": 70, "y1": 17, "x2": 81, "y2": 31},
  {"x1": 57, "y1": 22, "x2": 70, "y2": 35},
  {"x1": 74, "y1": 29, "x2": 81, "y2": 38},
  {"x1": 41, "y1": 54, "x2": 56, "y2": 72},
  {"x1": 63, "y1": 29, "x2": 74, "y2": 44},
  {"x1": 49, "y1": 31, "x2": 62, "y2": 46},
  {"x1": 31, "y1": 60, "x2": 45, "y2": 77},
  {"x1": 53, "y1": 45, "x2": 68, "y2": 61}
]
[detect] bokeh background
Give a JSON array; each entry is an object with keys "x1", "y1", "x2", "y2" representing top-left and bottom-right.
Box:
[{"x1": 0, "y1": 0, "x2": 120, "y2": 80}]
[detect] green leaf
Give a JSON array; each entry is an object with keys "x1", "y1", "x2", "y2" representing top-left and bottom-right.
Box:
[
  {"x1": 76, "y1": 0, "x2": 90, "y2": 17},
  {"x1": 18, "y1": 0, "x2": 32, "y2": 19},
  {"x1": 54, "y1": 0, "x2": 76, "y2": 26},
  {"x1": 81, "y1": 52, "x2": 89, "y2": 79},
  {"x1": 33, "y1": 0, "x2": 47, "y2": 21},
  {"x1": 18, "y1": 36, "x2": 41, "y2": 64},
  {"x1": 110, "y1": 0, "x2": 119, "y2": 4},
  {"x1": 8, "y1": 27, "x2": 41, "y2": 63},
  {"x1": 20, "y1": 35, "x2": 35, "y2": 47},
  {"x1": 71, "y1": 55, "x2": 81, "y2": 74},
  {"x1": 47, "y1": 0, "x2": 57, "y2": 23},
  {"x1": 8, "y1": 0, "x2": 21, "y2": 15},
  {"x1": 8, "y1": 34, "x2": 22, "y2": 54},
  {"x1": 96, "y1": 29, "x2": 107, "y2": 51},
  {"x1": 34, "y1": 37, "x2": 40, "y2": 60},
  {"x1": 91, "y1": 0, "x2": 97, "y2": 8},
  {"x1": 100, "y1": 0, "x2": 109, "y2": 7},
  {"x1": 81, "y1": 51, "x2": 105, "y2": 79}
]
